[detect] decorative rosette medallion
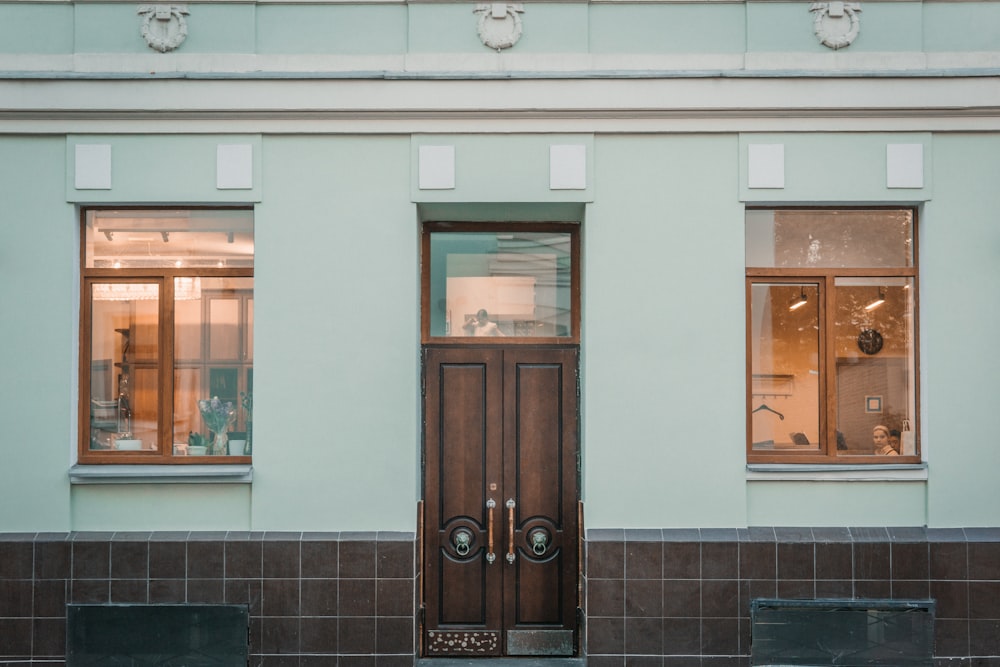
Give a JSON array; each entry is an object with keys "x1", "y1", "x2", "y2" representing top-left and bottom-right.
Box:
[
  {"x1": 137, "y1": 5, "x2": 190, "y2": 53},
  {"x1": 809, "y1": 1, "x2": 861, "y2": 50},
  {"x1": 474, "y1": 3, "x2": 525, "y2": 51}
]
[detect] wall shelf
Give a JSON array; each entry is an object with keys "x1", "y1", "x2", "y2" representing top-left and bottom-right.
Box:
[{"x1": 752, "y1": 374, "x2": 794, "y2": 398}]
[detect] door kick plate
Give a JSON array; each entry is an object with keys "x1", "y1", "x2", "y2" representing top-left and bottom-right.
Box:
[
  {"x1": 506, "y1": 629, "x2": 574, "y2": 656},
  {"x1": 426, "y1": 631, "x2": 499, "y2": 655}
]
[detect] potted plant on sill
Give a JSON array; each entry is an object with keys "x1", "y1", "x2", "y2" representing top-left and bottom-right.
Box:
[
  {"x1": 187, "y1": 432, "x2": 208, "y2": 456},
  {"x1": 198, "y1": 396, "x2": 236, "y2": 456}
]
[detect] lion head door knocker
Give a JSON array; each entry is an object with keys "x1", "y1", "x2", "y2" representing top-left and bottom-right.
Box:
[
  {"x1": 810, "y1": 2, "x2": 861, "y2": 50},
  {"x1": 137, "y1": 5, "x2": 190, "y2": 53},
  {"x1": 474, "y1": 3, "x2": 525, "y2": 52}
]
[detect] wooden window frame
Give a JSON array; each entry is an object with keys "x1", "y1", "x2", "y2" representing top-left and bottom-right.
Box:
[
  {"x1": 78, "y1": 206, "x2": 254, "y2": 464},
  {"x1": 745, "y1": 207, "x2": 920, "y2": 465},
  {"x1": 420, "y1": 221, "x2": 581, "y2": 345}
]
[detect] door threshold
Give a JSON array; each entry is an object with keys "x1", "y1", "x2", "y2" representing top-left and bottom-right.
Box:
[{"x1": 416, "y1": 659, "x2": 585, "y2": 667}]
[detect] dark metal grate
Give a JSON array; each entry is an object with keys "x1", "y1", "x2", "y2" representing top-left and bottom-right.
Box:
[
  {"x1": 67, "y1": 604, "x2": 249, "y2": 666},
  {"x1": 750, "y1": 598, "x2": 935, "y2": 667}
]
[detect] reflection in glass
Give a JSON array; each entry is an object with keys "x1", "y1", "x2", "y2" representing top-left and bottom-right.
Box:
[
  {"x1": 834, "y1": 278, "x2": 916, "y2": 455},
  {"x1": 746, "y1": 209, "x2": 913, "y2": 269},
  {"x1": 89, "y1": 284, "x2": 159, "y2": 452},
  {"x1": 85, "y1": 209, "x2": 254, "y2": 269},
  {"x1": 429, "y1": 231, "x2": 573, "y2": 338},
  {"x1": 749, "y1": 283, "x2": 820, "y2": 452}
]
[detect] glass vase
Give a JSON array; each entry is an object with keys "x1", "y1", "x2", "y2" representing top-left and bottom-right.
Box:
[{"x1": 211, "y1": 431, "x2": 228, "y2": 456}]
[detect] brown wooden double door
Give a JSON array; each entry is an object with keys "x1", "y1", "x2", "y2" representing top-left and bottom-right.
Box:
[{"x1": 422, "y1": 346, "x2": 580, "y2": 657}]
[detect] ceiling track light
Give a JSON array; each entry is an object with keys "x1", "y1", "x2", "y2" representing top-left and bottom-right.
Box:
[
  {"x1": 789, "y1": 289, "x2": 808, "y2": 311},
  {"x1": 865, "y1": 286, "x2": 886, "y2": 311}
]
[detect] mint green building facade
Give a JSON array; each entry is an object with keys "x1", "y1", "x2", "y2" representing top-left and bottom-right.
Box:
[{"x1": 1, "y1": 0, "x2": 999, "y2": 664}]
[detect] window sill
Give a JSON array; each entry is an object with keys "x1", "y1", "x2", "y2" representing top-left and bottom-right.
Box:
[
  {"x1": 69, "y1": 464, "x2": 253, "y2": 485},
  {"x1": 746, "y1": 463, "x2": 927, "y2": 482}
]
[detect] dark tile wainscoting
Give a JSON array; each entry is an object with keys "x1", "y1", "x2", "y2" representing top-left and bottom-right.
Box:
[
  {"x1": 584, "y1": 527, "x2": 1000, "y2": 667},
  {"x1": 2, "y1": 527, "x2": 999, "y2": 666},
  {"x1": 0, "y1": 531, "x2": 416, "y2": 667}
]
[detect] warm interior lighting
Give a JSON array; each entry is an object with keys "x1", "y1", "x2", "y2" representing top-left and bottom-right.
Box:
[
  {"x1": 175, "y1": 277, "x2": 201, "y2": 300},
  {"x1": 865, "y1": 287, "x2": 886, "y2": 311},
  {"x1": 92, "y1": 283, "x2": 159, "y2": 301},
  {"x1": 92, "y1": 278, "x2": 201, "y2": 302},
  {"x1": 789, "y1": 289, "x2": 808, "y2": 311}
]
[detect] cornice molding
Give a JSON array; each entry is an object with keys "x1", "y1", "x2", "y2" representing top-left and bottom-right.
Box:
[
  {"x1": 1, "y1": 75, "x2": 997, "y2": 135},
  {"x1": 3, "y1": 51, "x2": 1000, "y2": 77},
  {"x1": 7, "y1": 0, "x2": 993, "y2": 3}
]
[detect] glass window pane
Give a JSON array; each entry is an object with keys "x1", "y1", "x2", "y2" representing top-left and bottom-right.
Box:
[
  {"x1": 85, "y1": 209, "x2": 253, "y2": 269},
  {"x1": 209, "y1": 297, "x2": 241, "y2": 360},
  {"x1": 428, "y1": 231, "x2": 573, "y2": 338},
  {"x1": 88, "y1": 283, "x2": 159, "y2": 452},
  {"x1": 174, "y1": 294, "x2": 203, "y2": 361},
  {"x1": 750, "y1": 283, "x2": 821, "y2": 452},
  {"x1": 173, "y1": 367, "x2": 201, "y2": 452},
  {"x1": 834, "y1": 277, "x2": 917, "y2": 456},
  {"x1": 82, "y1": 207, "x2": 254, "y2": 462},
  {"x1": 173, "y1": 277, "x2": 253, "y2": 457},
  {"x1": 747, "y1": 209, "x2": 913, "y2": 268}
]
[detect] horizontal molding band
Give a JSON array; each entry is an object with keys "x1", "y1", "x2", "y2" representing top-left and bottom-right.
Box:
[
  {"x1": 0, "y1": 68, "x2": 1000, "y2": 82},
  {"x1": 4, "y1": 109, "x2": 1000, "y2": 134},
  {"x1": 13, "y1": 0, "x2": 990, "y2": 4},
  {"x1": 2, "y1": 52, "x2": 999, "y2": 78},
  {"x1": 3, "y1": 73, "x2": 996, "y2": 132},
  {"x1": 3, "y1": 68, "x2": 1000, "y2": 81},
  {"x1": 2, "y1": 76, "x2": 996, "y2": 110}
]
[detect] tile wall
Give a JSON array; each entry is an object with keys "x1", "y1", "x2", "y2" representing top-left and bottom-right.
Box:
[
  {"x1": 2, "y1": 527, "x2": 999, "y2": 667},
  {"x1": 0, "y1": 531, "x2": 416, "y2": 667},
  {"x1": 583, "y1": 527, "x2": 1000, "y2": 667}
]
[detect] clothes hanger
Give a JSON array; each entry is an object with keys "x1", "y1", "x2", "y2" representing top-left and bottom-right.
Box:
[{"x1": 752, "y1": 403, "x2": 785, "y2": 420}]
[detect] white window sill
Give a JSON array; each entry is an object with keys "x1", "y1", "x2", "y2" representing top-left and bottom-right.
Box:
[
  {"x1": 747, "y1": 463, "x2": 927, "y2": 482},
  {"x1": 69, "y1": 464, "x2": 253, "y2": 485}
]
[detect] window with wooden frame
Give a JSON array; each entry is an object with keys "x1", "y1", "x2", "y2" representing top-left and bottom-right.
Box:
[
  {"x1": 421, "y1": 222, "x2": 580, "y2": 344},
  {"x1": 746, "y1": 208, "x2": 919, "y2": 464},
  {"x1": 80, "y1": 208, "x2": 253, "y2": 463}
]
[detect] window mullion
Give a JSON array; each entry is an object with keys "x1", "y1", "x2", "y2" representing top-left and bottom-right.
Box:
[
  {"x1": 821, "y1": 274, "x2": 837, "y2": 458},
  {"x1": 159, "y1": 276, "x2": 175, "y2": 462}
]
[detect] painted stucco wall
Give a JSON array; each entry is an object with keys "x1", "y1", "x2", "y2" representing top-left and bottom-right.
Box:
[
  {"x1": 0, "y1": 137, "x2": 77, "y2": 531},
  {"x1": 921, "y1": 133, "x2": 1000, "y2": 528},
  {"x1": 0, "y1": 0, "x2": 999, "y2": 534},
  {"x1": 3, "y1": 128, "x2": 998, "y2": 531},
  {"x1": 3, "y1": 1, "x2": 999, "y2": 61}
]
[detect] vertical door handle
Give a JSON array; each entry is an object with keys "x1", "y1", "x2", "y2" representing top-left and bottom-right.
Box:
[
  {"x1": 506, "y1": 498, "x2": 516, "y2": 563},
  {"x1": 486, "y1": 498, "x2": 496, "y2": 564}
]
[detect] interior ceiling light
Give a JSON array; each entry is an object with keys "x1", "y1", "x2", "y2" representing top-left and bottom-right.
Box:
[
  {"x1": 91, "y1": 278, "x2": 201, "y2": 302},
  {"x1": 865, "y1": 287, "x2": 886, "y2": 311},
  {"x1": 788, "y1": 289, "x2": 808, "y2": 311}
]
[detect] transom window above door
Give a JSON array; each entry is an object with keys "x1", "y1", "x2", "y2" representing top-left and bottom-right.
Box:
[{"x1": 422, "y1": 223, "x2": 580, "y2": 343}]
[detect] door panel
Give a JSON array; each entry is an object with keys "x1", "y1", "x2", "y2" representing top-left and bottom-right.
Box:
[
  {"x1": 423, "y1": 346, "x2": 579, "y2": 657},
  {"x1": 424, "y1": 349, "x2": 503, "y2": 650},
  {"x1": 504, "y1": 349, "x2": 578, "y2": 637}
]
